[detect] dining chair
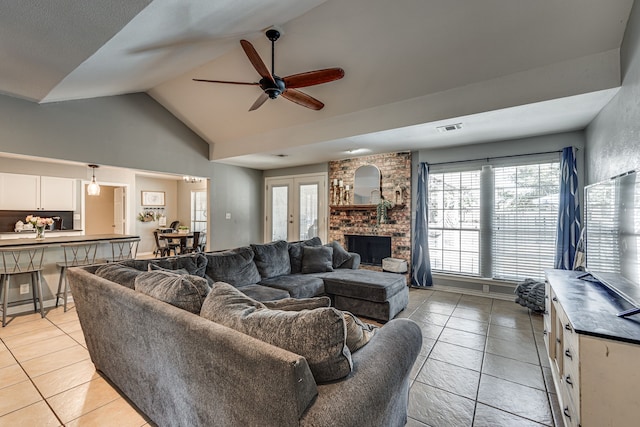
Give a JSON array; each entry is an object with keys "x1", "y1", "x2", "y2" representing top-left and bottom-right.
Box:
[
  {"x1": 183, "y1": 231, "x2": 201, "y2": 254},
  {"x1": 169, "y1": 220, "x2": 180, "y2": 230},
  {"x1": 153, "y1": 231, "x2": 171, "y2": 257},
  {"x1": 0, "y1": 246, "x2": 47, "y2": 327},
  {"x1": 55, "y1": 241, "x2": 99, "y2": 312}
]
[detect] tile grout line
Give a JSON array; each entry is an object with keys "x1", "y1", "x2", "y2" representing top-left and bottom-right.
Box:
[{"x1": 0, "y1": 316, "x2": 66, "y2": 426}]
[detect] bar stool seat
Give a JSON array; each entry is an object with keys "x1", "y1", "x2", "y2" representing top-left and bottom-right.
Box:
[
  {"x1": 106, "y1": 238, "x2": 140, "y2": 262},
  {"x1": 0, "y1": 246, "x2": 47, "y2": 327},
  {"x1": 56, "y1": 241, "x2": 99, "y2": 312}
]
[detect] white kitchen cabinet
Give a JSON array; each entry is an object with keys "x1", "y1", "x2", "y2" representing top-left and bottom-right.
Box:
[
  {"x1": 0, "y1": 173, "x2": 75, "y2": 211},
  {"x1": 40, "y1": 176, "x2": 76, "y2": 210},
  {"x1": 0, "y1": 173, "x2": 40, "y2": 210}
]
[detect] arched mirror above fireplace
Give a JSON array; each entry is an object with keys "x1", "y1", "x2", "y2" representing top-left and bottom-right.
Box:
[{"x1": 353, "y1": 165, "x2": 381, "y2": 205}]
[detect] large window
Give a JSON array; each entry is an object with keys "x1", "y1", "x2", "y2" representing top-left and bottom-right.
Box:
[{"x1": 428, "y1": 158, "x2": 560, "y2": 281}]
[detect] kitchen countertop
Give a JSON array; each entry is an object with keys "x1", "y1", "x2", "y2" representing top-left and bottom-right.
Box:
[
  {"x1": 0, "y1": 234, "x2": 139, "y2": 247},
  {"x1": 0, "y1": 229, "x2": 83, "y2": 235}
]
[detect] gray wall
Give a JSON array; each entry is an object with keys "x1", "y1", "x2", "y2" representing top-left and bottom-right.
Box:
[
  {"x1": 586, "y1": 1, "x2": 640, "y2": 184},
  {"x1": 0, "y1": 92, "x2": 263, "y2": 248},
  {"x1": 263, "y1": 162, "x2": 328, "y2": 178}
]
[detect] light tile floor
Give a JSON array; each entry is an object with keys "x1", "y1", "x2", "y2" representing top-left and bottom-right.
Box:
[
  {"x1": 401, "y1": 288, "x2": 562, "y2": 427},
  {"x1": 0, "y1": 288, "x2": 560, "y2": 426}
]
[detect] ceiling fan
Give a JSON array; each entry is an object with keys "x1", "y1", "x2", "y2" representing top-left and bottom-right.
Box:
[{"x1": 193, "y1": 28, "x2": 344, "y2": 111}]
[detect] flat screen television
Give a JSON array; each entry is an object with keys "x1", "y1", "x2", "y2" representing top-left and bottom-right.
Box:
[{"x1": 584, "y1": 170, "x2": 640, "y2": 317}]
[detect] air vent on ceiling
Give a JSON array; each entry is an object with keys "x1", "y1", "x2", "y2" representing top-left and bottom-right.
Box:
[{"x1": 436, "y1": 123, "x2": 463, "y2": 133}]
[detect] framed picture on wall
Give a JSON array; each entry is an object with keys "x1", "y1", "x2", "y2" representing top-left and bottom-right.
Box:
[{"x1": 141, "y1": 191, "x2": 165, "y2": 206}]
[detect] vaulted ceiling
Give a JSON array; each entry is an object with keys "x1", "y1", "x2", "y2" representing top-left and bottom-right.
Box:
[{"x1": 0, "y1": 0, "x2": 634, "y2": 169}]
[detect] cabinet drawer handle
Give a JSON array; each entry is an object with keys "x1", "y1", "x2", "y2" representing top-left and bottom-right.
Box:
[
  {"x1": 544, "y1": 310, "x2": 549, "y2": 315},
  {"x1": 552, "y1": 297, "x2": 558, "y2": 302},
  {"x1": 565, "y1": 323, "x2": 572, "y2": 332},
  {"x1": 565, "y1": 375, "x2": 573, "y2": 387},
  {"x1": 543, "y1": 329, "x2": 548, "y2": 336},
  {"x1": 545, "y1": 295, "x2": 549, "y2": 299},
  {"x1": 563, "y1": 407, "x2": 571, "y2": 419},
  {"x1": 564, "y1": 349, "x2": 572, "y2": 359},
  {"x1": 556, "y1": 338, "x2": 562, "y2": 344}
]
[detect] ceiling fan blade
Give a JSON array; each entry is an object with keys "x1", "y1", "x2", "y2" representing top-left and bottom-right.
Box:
[
  {"x1": 240, "y1": 39, "x2": 275, "y2": 84},
  {"x1": 192, "y1": 79, "x2": 259, "y2": 86},
  {"x1": 282, "y1": 89, "x2": 324, "y2": 110},
  {"x1": 283, "y1": 68, "x2": 345, "y2": 89},
  {"x1": 249, "y1": 93, "x2": 269, "y2": 111}
]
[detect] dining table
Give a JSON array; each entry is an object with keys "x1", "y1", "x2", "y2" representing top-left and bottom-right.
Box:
[{"x1": 158, "y1": 232, "x2": 193, "y2": 254}]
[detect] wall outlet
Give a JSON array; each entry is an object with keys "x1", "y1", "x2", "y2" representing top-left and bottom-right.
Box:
[
  {"x1": 225, "y1": 212, "x2": 231, "y2": 219},
  {"x1": 19, "y1": 284, "x2": 30, "y2": 295}
]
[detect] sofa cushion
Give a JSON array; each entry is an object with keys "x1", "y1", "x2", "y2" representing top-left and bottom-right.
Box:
[
  {"x1": 148, "y1": 253, "x2": 207, "y2": 277},
  {"x1": 95, "y1": 263, "x2": 143, "y2": 289},
  {"x1": 323, "y1": 269, "x2": 407, "y2": 302},
  {"x1": 205, "y1": 247, "x2": 261, "y2": 287},
  {"x1": 148, "y1": 263, "x2": 189, "y2": 275},
  {"x1": 251, "y1": 240, "x2": 291, "y2": 279},
  {"x1": 343, "y1": 311, "x2": 378, "y2": 352},
  {"x1": 135, "y1": 270, "x2": 211, "y2": 314},
  {"x1": 302, "y1": 245, "x2": 334, "y2": 274},
  {"x1": 324, "y1": 240, "x2": 352, "y2": 268},
  {"x1": 236, "y1": 284, "x2": 290, "y2": 301},
  {"x1": 201, "y1": 282, "x2": 352, "y2": 383},
  {"x1": 263, "y1": 296, "x2": 331, "y2": 311},
  {"x1": 259, "y1": 274, "x2": 325, "y2": 298},
  {"x1": 288, "y1": 237, "x2": 322, "y2": 274}
]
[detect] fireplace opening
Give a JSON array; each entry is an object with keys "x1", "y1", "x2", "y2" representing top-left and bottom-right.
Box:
[{"x1": 345, "y1": 235, "x2": 392, "y2": 266}]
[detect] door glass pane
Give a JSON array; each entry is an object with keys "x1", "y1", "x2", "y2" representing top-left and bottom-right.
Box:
[
  {"x1": 191, "y1": 191, "x2": 207, "y2": 233},
  {"x1": 272, "y1": 185, "x2": 289, "y2": 241},
  {"x1": 299, "y1": 184, "x2": 318, "y2": 240}
]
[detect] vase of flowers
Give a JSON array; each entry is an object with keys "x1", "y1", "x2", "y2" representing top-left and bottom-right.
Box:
[{"x1": 26, "y1": 215, "x2": 53, "y2": 240}]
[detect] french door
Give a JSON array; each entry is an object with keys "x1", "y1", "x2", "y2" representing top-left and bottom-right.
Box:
[{"x1": 265, "y1": 173, "x2": 327, "y2": 243}]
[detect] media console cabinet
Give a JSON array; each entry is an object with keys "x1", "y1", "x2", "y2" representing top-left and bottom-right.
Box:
[{"x1": 544, "y1": 269, "x2": 640, "y2": 427}]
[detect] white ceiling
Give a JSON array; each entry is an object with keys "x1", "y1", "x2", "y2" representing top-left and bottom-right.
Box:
[{"x1": 0, "y1": 0, "x2": 634, "y2": 170}]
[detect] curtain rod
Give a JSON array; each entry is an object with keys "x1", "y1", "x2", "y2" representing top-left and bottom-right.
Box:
[{"x1": 426, "y1": 149, "x2": 568, "y2": 167}]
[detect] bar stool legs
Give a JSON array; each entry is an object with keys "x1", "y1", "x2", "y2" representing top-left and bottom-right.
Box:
[
  {"x1": 0, "y1": 271, "x2": 45, "y2": 327},
  {"x1": 56, "y1": 266, "x2": 69, "y2": 312}
]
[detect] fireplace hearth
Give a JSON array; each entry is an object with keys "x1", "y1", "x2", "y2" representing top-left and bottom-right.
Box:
[{"x1": 345, "y1": 235, "x2": 391, "y2": 266}]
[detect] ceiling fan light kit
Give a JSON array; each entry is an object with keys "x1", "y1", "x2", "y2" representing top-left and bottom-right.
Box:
[{"x1": 193, "y1": 28, "x2": 344, "y2": 111}]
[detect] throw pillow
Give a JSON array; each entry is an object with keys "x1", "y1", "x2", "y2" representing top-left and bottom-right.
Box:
[
  {"x1": 95, "y1": 263, "x2": 143, "y2": 289},
  {"x1": 343, "y1": 311, "x2": 378, "y2": 352},
  {"x1": 288, "y1": 237, "x2": 322, "y2": 274},
  {"x1": 302, "y1": 245, "x2": 334, "y2": 274},
  {"x1": 251, "y1": 240, "x2": 291, "y2": 279},
  {"x1": 135, "y1": 270, "x2": 211, "y2": 314},
  {"x1": 263, "y1": 296, "x2": 332, "y2": 311},
  {"x1": 201, "y1": 282, "x2": 352, "y2": 383},
  {"x1": 205, "y1": 247, "x2": 261, "y2": 287},
  {"x1": 148, "y1": 253, "x2": 207, "y2": 277},
  {"x1": 324, "y1": 240, "x2": 352, "y2": 269},
  {"x1": 148, "y1": 263, "x2": 189, "y2": 275}
]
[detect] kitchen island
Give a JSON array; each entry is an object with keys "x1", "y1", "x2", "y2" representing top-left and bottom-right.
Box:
[
  {"x1": 1, "y1": 234, "x2": 140, "y2": 317},
  {"x1": 0, "y1": 233, "x2": 138, "y2": 247}
]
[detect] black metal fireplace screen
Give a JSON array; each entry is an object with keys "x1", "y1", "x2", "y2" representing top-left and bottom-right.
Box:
[{"x1": 345, "y1": 235, "x2": 391, "y2": 266}]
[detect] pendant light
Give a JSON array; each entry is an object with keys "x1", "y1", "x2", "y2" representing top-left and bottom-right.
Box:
[{"x1": 87, "y1": 164, "x2": 101, "y2": 196}]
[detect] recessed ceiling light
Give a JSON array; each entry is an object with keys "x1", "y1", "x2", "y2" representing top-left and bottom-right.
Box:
[
  {"x1": 436, "y1": 123, "x2": 463, "y2": 133},
  {"x1": 274, "y1": 154, "x2": 289, "y2": 157}
]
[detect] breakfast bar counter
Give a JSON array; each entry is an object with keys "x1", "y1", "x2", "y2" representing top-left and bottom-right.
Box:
[
  {"x1": 1, "y1": 234, "x2": 141, "y2": 317},
  {"x1": 0, "y1": 234, "x2": 139, "y2": 247}
]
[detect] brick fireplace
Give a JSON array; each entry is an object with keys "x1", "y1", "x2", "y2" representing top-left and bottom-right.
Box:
[{"x1": 328, "y1": 152, "x2": 412, "y2": 272}]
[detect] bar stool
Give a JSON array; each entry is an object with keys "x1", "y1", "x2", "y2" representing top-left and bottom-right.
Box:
[
  {"x1": 0, "y1": 246, "x2": 47, "y2": 327},
  {"x1": 55, "y1": 241, "x2": 99, "y2": 312},
  {"x1": 108, "y1": 238, "x2": 140, "y2": 262}
]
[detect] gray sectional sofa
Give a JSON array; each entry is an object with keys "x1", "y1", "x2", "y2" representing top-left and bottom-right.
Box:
[{"x1": 66, "y1": 239, "x2": 422, "y2": 426}]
